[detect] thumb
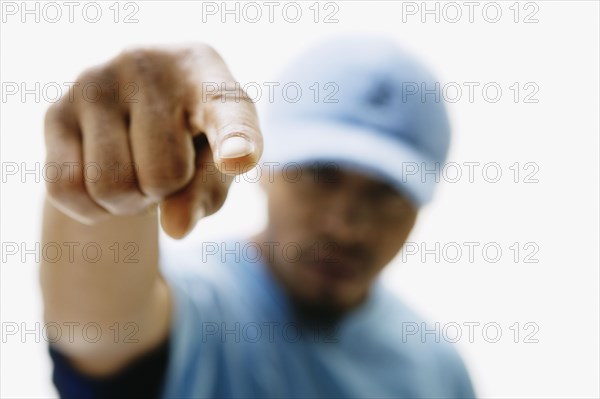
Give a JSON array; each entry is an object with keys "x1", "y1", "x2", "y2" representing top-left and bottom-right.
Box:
[
  {"x1": 192, "y1": 91, "x2": 263, "y2": 176},
  {"x1": 184, "y1": 47, "x2": 263, "y2": 174}
]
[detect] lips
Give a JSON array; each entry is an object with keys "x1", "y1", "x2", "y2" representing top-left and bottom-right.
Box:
[{"x1": 308, "y1": 257, "x2": 360, "y2": 281}]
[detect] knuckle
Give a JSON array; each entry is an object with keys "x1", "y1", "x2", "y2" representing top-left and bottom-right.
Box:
[
  {"x1": 44, "y1": 100, "x2": 74, "y2": 133},
  {"x1": 183, "y1": 42, "x2": 220, "y2": 60},
  {"x1": 44, "y1": 102, "x2": 60, "y2": 124},
  {"x1": 117, "y1": 48, "x2": 165, "y2": 83},
  {"x1": 85, "y1": 176, "x2": 126, "y2": 202},
  {"x1": 45, "y1": 172, "x2": 85, "y2": 204},
  {"x1": 194, "y1": 42, "x2": 218, "y2": 54},
  {"x1": 140, "y1": 182, "x2": 174, "y2": 199},
  {"x1": 75, "y1": 65, "x2": 120, "y2": 108},
  {"x1": 44, "y1": 105, "x2": 60, "y2": 135},
  {"x1": 77, "y1": 65, "x2": 116, "y2": 86},
  {"x1": 139, "y1": 159, "x2": 193, "y2": 198},
  {"x1": 117, "y1": 47, "x2": 163, "y2": 64},
  {"x1": 119, "y1": 48, "x2": 152, "y2": 70},
  {"x1": 161, "y1": 156, "x2": 194, "y2": 184}
]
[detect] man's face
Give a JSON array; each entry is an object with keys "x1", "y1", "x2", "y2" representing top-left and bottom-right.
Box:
[{"x1": 261, "y1": 163, "x2": 418, "y2": 318}]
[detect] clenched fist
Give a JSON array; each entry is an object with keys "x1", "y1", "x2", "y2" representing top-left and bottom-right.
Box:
[{"x1": 44, "y1": 44, "x2": 263, "y2": 238}]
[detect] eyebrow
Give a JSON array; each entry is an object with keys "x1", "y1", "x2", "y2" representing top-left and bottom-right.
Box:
[{"x1": 367, "y1": 181, "x2": 397, "y2": 193}]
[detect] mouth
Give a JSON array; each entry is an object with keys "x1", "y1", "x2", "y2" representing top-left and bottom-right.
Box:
[{"x1": 306, "y1": 257, "x2": 360, "y2": 282}]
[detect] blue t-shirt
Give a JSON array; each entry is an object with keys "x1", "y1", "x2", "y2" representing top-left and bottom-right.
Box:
[{"x1": 50, "y1": 238, "x2": 476, "y2": 398}]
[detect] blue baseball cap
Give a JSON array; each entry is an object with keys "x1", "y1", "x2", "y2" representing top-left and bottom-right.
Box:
[{"x1": 260, "y1": 35, "x2": 451, "y2": 207}]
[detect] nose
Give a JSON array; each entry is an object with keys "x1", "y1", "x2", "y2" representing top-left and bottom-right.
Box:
[{"x1": 319, "y1": 193, "x2": 368, "y2": 243}]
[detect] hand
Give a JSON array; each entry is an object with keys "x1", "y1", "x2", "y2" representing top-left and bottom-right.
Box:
[{"x1": 44, "y1": 43, "x2": 262, "y2": 238}]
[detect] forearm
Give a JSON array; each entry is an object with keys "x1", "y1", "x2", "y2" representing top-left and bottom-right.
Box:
[{"x1": 40, "y1": 197, "x2": 170, "y2": 375}]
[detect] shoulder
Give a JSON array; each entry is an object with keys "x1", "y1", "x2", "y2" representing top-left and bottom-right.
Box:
[{"x1": 371, "y1": 285, "x2": 477, "y2": 397}]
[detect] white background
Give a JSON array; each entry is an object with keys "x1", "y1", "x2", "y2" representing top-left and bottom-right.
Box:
[{"x1": 1, "y1": 0, "x2": 599, "y2": 397}]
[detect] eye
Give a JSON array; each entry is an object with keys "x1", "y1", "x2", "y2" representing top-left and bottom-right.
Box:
[
  {"x1": 311, "y1": 164, "x2": 343, "y2": 188},
  {"x1": 364, "y1": 183, "x2": 398, "y2": 201}
]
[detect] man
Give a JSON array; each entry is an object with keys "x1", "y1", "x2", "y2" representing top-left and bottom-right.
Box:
[{"x1": 41, "y1": 36, "x2": 476, "y2": 398}]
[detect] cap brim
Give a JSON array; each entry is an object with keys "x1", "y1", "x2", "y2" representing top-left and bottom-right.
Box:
[{"x1": 260, "y1": 119, "x2": 437, "y2": 206}]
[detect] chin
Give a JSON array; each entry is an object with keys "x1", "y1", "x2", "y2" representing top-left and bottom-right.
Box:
[
  {"x1": 292, "y1": 284, "x2": 366, "y2": 321},
  {"x1": 275, "y1": 262, "x2": 369, "y2": 321},
  {"x1": 289, "y1": 293, "x2": 346, "y2": 328}
]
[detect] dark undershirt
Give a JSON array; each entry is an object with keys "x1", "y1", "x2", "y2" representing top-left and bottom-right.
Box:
[{"x1": 48, "y1": 338, "x2": 169, "y2": 399}]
